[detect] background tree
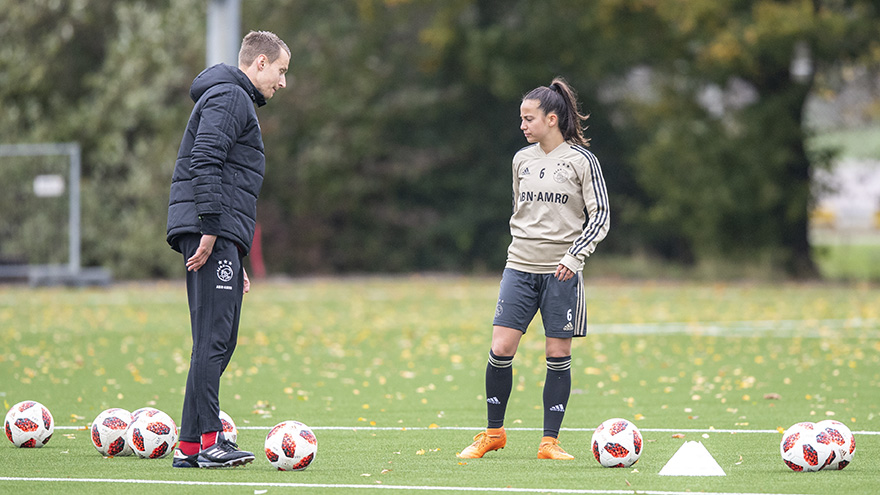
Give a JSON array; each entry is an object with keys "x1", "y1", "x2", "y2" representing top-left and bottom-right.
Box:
[
  {"x1": 0, "y1": 0, "x2": 204, "y2": 278},
  {"x1": 1, "y1": 0, "x2": 878, "y2": 279},
  {"x1": 592, "y1": 0, "x2": 880, "y2": 276}
]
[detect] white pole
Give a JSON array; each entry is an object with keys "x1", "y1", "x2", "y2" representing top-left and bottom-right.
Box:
[
  {"x1": 68, "y1": 142, "x2": 81, "y2": 274},
  {"x1": 206, "y1": 0, "x2": 241, "y2": 68}
]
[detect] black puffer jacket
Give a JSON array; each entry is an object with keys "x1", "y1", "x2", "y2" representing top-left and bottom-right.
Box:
[{"x1": 166, "y1": 63, "x2": 267, "y2": 255}]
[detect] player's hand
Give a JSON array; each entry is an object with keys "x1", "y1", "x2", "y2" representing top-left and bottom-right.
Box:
[
  {"x1": 555, "y1": 264, "x2": 574, "y2": 282},
  {"x1": 186, "y1": 235, "x2": 217, "y2": 272},
  {"x1": 243, "y1": 267, "x2": 250, "y2": 294}
]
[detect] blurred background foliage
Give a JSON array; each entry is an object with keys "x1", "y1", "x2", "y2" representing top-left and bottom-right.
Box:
[{"x1": 1, "y1": 0, "x2": 879, "y2": 279}]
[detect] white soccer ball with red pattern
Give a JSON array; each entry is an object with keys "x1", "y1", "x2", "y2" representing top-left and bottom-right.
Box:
[
  {"x1": 780, "y1": 422, "x2": 836, "y2": 472},
  {"x1": 264, "y1": 420, "x2": 317, "y2": 471},
  {"x1": 4, "y1": 400, "x2": 54, "y2": 448},
  {"x1": 90, "y1": 408, "x2": 133, "y2": 456},
  {"x1": 126, "y1": 409, "x2": 178, "y2": 459},
  {"x1": 814, "y1": 419, "x2": 855, "y2": 470},
  {"x1": 591, "y1": 418, "x2": 642, "y2": 468},
  {"x1": 130, "y1": 407, "x2": 160, "y2": 423},
  {"x1": 219, "y1": 410, "x2": 238, "y2": 444}
]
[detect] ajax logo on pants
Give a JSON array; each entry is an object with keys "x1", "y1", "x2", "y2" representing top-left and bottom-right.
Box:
[{"x1": 217, "y1": 259, "x2": 234, "y2": 282}]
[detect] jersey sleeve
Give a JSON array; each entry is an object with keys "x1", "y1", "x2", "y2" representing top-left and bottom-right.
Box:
[
  {"x1": 560, "y1": 150, "x2": 610, "y2": 271},
  {"x1": 190, "y1": 87, "x2": 247, "y2": 234},
  {"x1": 510, "y1": 155, "x2": 520, "y2": 214}
]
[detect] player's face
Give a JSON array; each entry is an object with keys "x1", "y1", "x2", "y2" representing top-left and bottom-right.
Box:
[
  {"x1": 520, "y1": 99, "x2": 554, "y2": 144},
  {"x1": 253, "y1": 51, "x2": 290, "y2": 99}
]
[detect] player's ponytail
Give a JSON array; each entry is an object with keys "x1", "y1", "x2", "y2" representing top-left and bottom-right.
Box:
[{"x1": 523, "y1": 77, "x2": 590, "y2": 147}]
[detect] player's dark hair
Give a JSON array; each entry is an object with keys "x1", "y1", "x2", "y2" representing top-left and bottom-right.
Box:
[
  {"x1": 238, "y1": 30, "x2": 290, "y2": 67},
  {"x1": 523, "y1": 77, "x2": 590, "y2": 147}
]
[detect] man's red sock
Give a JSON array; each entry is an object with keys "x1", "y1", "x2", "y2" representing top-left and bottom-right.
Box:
[
  {"x1": 201, "y1": 431, "x2": 219, "y2": 449},
  {"x1": 179, "y1": 441, "x2": 200, "y2": 456}
]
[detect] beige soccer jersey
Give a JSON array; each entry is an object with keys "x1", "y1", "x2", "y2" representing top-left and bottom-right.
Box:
[{"x1": 505, "y1": 141, "x2": 610, "y2": 274}]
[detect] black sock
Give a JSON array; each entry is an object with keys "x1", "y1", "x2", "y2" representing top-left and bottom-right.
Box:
[
  {"x1": 542, "y1": 356, "x2": 571, "y2": 438},
  {"x1": 485, "y1": 350, "x2": 514, "y2": 429}
]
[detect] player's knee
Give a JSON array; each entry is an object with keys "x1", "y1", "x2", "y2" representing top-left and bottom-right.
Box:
[{"x1": 488, "y1": 349, "x2": 514, "y2": 369}]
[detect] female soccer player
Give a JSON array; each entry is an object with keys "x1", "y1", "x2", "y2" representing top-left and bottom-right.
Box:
[{"x1": 457, "y1": 77, "x2": 610, "y2": 460}]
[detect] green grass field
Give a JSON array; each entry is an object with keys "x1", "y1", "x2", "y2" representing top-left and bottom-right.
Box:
[
  {"x1": 2, "y1": 276, "x2": 880, "y2": 494},
  {"x1": 811, "y1": 231, "x2": 880, "y2": 282}
]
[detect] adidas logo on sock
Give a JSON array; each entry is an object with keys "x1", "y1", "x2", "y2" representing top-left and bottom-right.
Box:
[
  {"x1": 549, "y1": 404, "x2": 565, "y2": 413},
  {"x1": 487, "y1": 397, "x2": 501, "y2": 405},
  {"x1": 562, "y1": 322, "x2": 574, "y2": 331}
]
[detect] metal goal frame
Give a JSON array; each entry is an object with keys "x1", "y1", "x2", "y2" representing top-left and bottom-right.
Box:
[{"x1": 0, "y1": 142, "x2": 110, "y2": 285}]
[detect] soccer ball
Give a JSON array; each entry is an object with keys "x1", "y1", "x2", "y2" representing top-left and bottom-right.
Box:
[
  {"x1": 90, "y1": 408, "x2": 133, "y2": 456},
  {"x1": 126, "y1": 409, "x2": 178, "y2": 459},
  {"x1": 5, "y1": 400, "x2": 54, "y2": 448},
  {"x1": 780, "y1": 422, "x2": 836, "y2": 472},
  {"x1": 591, "y1": 418, "x2": 642, "y2": 467},
  {"x1": 264, "y1": 421, "x2": 317, "y2": 471},
  {"x1": 814, "y1": 419, "x2": 855, "y2": 470},
  {"x1": 131, "y1": 407, "x2": 160, "y2": 422},
  {"x1": 219, "y1": 410, "x2": 238, "y2": 444}
]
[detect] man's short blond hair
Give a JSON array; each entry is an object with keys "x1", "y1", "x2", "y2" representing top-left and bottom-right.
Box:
[{"x1": 238, "y1": 31, "x2": 290, "y2": 67}]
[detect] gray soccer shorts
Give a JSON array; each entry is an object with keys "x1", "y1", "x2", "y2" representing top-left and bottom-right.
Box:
[{"x1": 492, "y1": 267, "x2": 587, "y2": 338}]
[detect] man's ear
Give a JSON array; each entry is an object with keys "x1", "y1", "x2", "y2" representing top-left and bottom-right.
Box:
[{"x1": 256, "y1": 54, "x2": 268, "y2": 70}]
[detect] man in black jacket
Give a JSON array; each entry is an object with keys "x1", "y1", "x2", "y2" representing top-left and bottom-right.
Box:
[{"x1": 166, "y1": 30, "x2": 289, "y2": 469}]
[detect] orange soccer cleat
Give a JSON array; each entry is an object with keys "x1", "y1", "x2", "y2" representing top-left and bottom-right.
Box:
[
  {"x1": 456, "y1": 428, "x2": 507, "y2": 459},
  {"x1": 537, "y1": 436, "x2": 574, "y2": 460}
]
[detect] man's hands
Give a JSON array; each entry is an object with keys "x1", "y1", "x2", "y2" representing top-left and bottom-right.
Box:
[
  {"x1": 555, "y1": 263, "x2": 575, "y2": 282},
  {"x1": 187, "y1": 235, "x2": 251, "y2": 295},
  {"x1": 186, "y1": 235, "x2": 217, "y2": 272}
]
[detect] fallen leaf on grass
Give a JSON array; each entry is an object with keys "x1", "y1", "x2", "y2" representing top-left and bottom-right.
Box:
[
  {"x1": 735, "y1": 455, "x2": 743, "y2": 465},
  {"x1": 763, "y1": 393, "x2": 781, "y2": 400},
  {"x1": 671, "y1": 434, "x2": 685, "y2": 439}
]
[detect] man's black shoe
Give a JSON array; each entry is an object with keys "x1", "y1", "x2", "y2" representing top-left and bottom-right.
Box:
[
  {"x1": 196, "y1": 433, "x2": 255, "y2": 468},
  {"x1": 172, "y1": 448, "x2": 199, "y2": 468}
]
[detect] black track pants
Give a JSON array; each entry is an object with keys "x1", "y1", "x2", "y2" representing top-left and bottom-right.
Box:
[{"x1": 177, "y1": 234, "x2": 244, "y2": 443}]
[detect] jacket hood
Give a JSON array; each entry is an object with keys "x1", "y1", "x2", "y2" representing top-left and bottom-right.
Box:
[{"x1": 190, "y1": 63, "x2": 267, "y2": 107}]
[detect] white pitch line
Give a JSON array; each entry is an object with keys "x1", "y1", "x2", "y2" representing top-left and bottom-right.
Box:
[
  {"x1": 51, "y1": 425, "x2": 880, "y2": 435},
  {"x1": 0, "y1": 477, "x2": 813, "y2": 495}
]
